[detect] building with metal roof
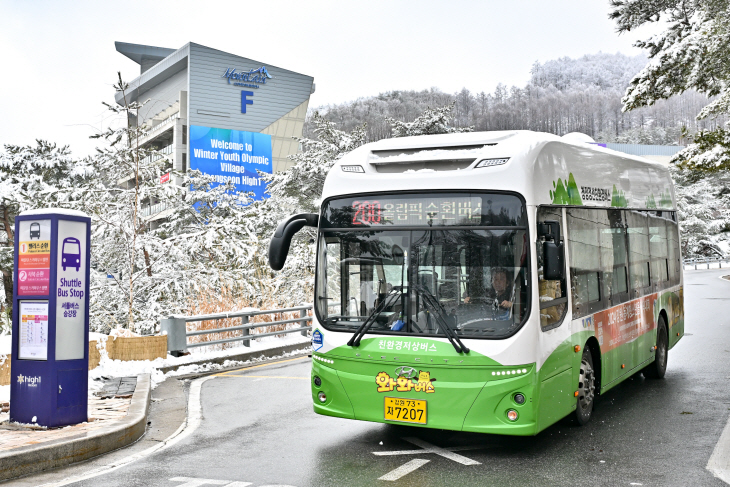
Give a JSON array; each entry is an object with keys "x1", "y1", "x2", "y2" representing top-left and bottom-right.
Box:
[
  {"x1": 114, "y1": 41, "x2": 315, "y2": 220},
  {"x1": 592, "y1": 143, "x2": 684, "y2": 165}
]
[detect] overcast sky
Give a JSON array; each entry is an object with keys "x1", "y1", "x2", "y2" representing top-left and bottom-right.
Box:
[{"x1": 0, "y1": 0, "x2": 658, "y2": 156}]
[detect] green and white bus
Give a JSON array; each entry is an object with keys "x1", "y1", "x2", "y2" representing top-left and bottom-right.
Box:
[{"x1": 269, "y1": 130, "x2": 684, "y2": 435}]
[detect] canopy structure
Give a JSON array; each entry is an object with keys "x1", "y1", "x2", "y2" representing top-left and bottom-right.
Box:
[{"x1": 115, "y1": 41, "x2": 176, "y2": 74}]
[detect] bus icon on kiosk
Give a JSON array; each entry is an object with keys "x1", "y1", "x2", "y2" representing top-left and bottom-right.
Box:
[
  {"x1": 62, "y1": 237, "x2": 81, "y2": 272},
  {"x1": 30, "y1": 222, "x2": 41, "y2": 239}
]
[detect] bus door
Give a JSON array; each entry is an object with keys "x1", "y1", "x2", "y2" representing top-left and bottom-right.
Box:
[{"x1": 537, "y1": 207, "x2": 573, "y2": 429}]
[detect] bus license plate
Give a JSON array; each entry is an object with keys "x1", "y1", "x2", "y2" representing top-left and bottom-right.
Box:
[{"x1": 384, "y1": 397, "x2": 427, "y2": 424}]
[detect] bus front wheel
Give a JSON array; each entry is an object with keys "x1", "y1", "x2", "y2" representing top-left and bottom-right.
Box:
[
  {"x1": 643, "y1": 316, "x2": 668, "y2": 379},
  {"x1": 575, "y1": 348, "x2": 596, "y2": 426}
]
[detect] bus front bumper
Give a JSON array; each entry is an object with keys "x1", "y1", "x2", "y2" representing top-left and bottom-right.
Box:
[{"x1": 311, "y1": 360, "x2": 540, "y2": 436}]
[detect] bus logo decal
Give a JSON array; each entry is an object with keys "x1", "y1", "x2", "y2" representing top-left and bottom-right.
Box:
[
  {"x1": 376, "y1": 370, "x2": 435, "y2": 393},
  {"x1": 394, "y1": 366, "x2": 417, "y2": 379}
]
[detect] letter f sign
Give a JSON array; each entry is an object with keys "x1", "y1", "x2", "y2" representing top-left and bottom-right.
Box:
[{"x1": 241, "y1": 91, "x2": 254, "y2": 113}]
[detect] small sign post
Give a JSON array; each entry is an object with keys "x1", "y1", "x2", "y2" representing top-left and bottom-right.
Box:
[{"x1": 10, "y1": 209, "x2": 91, "y2": 427}]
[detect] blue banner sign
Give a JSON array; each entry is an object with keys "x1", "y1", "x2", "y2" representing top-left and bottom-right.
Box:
[{"x1": 189, "y1": 125, "x2": 272, "y2": 200}]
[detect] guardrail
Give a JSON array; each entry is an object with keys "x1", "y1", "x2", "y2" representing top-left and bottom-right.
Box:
[
  {"x1": 683, "y1": 255, "x2": 730, "y2": 269},
  {"x1": 159, "y1": 305, "x2": 312, "y2": 356}
]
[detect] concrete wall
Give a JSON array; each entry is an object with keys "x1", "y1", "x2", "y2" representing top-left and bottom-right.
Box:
[
  {"x1": 173, "y1": 91, "x2": 188, "y2": 172},
  {"x1": 261, "y1": 99, "x2": 309, "y2": 172},
  {"x1": 137, "y1": 68, "x2": 188, "y2": 125}
]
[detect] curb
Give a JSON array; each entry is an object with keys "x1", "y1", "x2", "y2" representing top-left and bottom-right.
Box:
[
  {"x1": 159, "y1": 342, "x2": 312, "y2": 374},
  {"x1": 0, "y1": 373, "x2": 151, "y2": 482},
  {"x1": 708, "y1": 407, "x2": 730, "y2": 485}
]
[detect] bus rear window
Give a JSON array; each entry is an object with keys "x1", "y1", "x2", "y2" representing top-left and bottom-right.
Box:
[{"x1": 322, "y1": 193, "x2": 526, "y2": 228}]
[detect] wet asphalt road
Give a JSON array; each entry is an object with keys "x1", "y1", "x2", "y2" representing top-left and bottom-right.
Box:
[{"x1": 21, "y1": 269, "x2": 730, "y2": 487}]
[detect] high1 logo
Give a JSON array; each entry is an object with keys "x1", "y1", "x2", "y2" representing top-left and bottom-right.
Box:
[{"x1": 17, "y1": 374, "x2": 41, "y2": 386}]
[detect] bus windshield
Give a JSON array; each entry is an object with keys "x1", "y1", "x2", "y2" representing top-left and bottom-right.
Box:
[
  {"x1": 63, "y1": 242, "x2": 80, "y2": 254},
  {"x1": 316, "y1": 193, "x2": 529, "y2": 339}
]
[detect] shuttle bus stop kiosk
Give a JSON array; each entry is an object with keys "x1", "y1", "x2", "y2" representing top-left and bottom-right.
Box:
[{"x1": 10, "y1": 209, "x2": 91, "y2": 427}]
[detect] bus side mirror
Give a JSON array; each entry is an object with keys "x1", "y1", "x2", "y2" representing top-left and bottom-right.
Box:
[
  {"x1": 538, "y1": 220, "x2": 565, "y2": 281},
  {"x1": 268, "y1": 213, "x2": 319, "y2": 271}
]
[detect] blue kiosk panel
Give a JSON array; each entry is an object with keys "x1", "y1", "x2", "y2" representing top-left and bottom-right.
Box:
[{"x1": 10, "y1": 210, "x2": 91, "y2": 427}]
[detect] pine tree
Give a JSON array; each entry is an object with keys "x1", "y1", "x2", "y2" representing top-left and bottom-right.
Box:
[
  {"x1": 75, "y1": 73, "x2": 257, "y2": 332},
  {"x1": 386, "y1": 103, "x2": 473, "y2": 137},
  {"x1": 671, "y1": 165, "x2": 730, "y2": 256},
  {"x1": 610, "y1": 0, "x2": 730, "y2": 172},
  {"x1": 0, "y1": 141, "x2": 88, "y2": 332},
  {"x1": 237, "y1": 112, "x2": 368, "y2": 308},
  {"x1": 251, "y1": 104, "x2": 470, "y2": 306}
]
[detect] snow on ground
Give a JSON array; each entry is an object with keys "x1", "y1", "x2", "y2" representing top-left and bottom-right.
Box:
[
  {"x1": 169, "y1": 333, "x2": 310, "y2": 364},
  {"x1": 161, "y1": 346, "x2": 311, "y2": 379},
  {"x1": 89, "y1": 333, "x2": 311, "y2": 389},
  {"x1": 2, "y1": 330, "x2": 311, "y2": 395}
]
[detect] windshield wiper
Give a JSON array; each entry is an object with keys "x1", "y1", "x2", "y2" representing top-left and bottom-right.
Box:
[
  {"x1": 348, "y1": 288, "x2": 403, "y2": 347},
  {"x1": 413, "y1": 284, "x2": 470, "y2": 354}
]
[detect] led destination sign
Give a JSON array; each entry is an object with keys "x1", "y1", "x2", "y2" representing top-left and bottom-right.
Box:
[{"x1": 322, "y1": 193, "x2": 526, "y2": 228}]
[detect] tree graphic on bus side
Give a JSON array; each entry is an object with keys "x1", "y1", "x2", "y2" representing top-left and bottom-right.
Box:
[{"x1": 550, "y1": 173, "x2": 583, "y2": 205}]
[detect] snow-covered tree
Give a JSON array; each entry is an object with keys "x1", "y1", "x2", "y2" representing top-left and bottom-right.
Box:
[
  {"x1": 386, "y1": 103, "x2": 474, "y2": 137},
  {"x1": 0, "y1": 141, "x2": 90, "y2": 332},
  {"x1": 610, "y1": 0, "x2": 730, "y2": 172},
  {"x1": 236, "y1": 112, "x2": 368, "y2": 307},
  {"x1": 76, "y1": 74, "x2": 262, "y2": 333},
  {"x1": 671, "y1": 165, "x2": 730, "y2": 256},
  {"x1": 0, "y1": 101, "x2": 479, "y2": 335},
  {"x1": 83, "y1": 73, "x2": 169, "y2": 331},
  {"x1": 80, "y1": 166, "x2": 255, "y2": 333},
  {"x1": 248, "y1": 104, "x2": 470, "y2": 305}
]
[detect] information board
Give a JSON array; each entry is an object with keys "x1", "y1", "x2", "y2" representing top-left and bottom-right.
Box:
[
  {"x1": 18, "y1": 301, "x2": 49, "y2": 360},
  {"x1": 17, "y1": 219, "x2": 51, "y2": 296},
  {"x1": 55, "y1": 220, "x2": 87, "y2": 360}
]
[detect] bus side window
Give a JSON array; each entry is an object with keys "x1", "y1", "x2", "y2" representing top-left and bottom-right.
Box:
[
  {"x1": 626, "y1": 211, "x2": 652, "y2": 297},
  {"x1": 566, "y1": 208, "x2": 604, "y2": 318},
  {"x1": 648, "y1": 213, "x2": 670, "y2": 289},
  {"x1": 604, "y1": 209, "x2": 629, "y2": 306},
  {"x1": 667, "y1": 213, "x2": 681, "y2": 285},
  {"x1": 537, "y1": 207, "x2": 567, "y2": 331}
]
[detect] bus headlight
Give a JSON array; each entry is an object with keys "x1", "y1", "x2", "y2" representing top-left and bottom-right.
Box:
[
  {"x1": 318, "y1": 391, "x2": 327, "y2": 403},
  {"x1": 313, "y1": 376, "x2": 322, "y2": 387},
  {"x1": 507, "y1": 409, "x2": 518, "y2": 421},
  {"x1": 514, "y1": 393, "x2": 525, "y2": 405}
]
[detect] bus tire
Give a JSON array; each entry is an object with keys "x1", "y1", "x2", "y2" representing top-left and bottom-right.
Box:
[
  {"x1": 643, "y1": 316, "x2": 668, "y2": 379},
  {"x1": 575, "y1": 348, "x2": 596, "y2": 426}
]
